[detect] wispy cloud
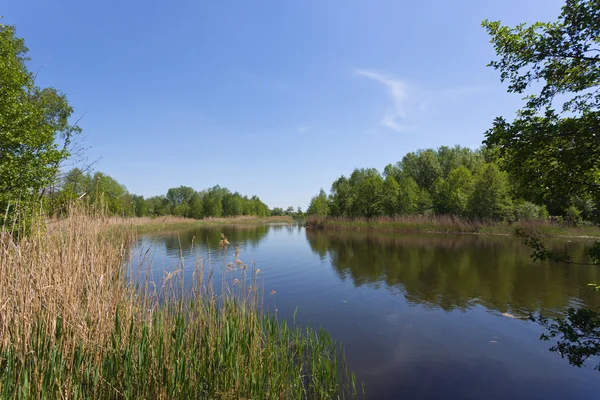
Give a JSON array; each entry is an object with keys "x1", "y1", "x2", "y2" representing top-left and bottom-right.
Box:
[
  {"x1": 355, "y1": 69, "x2": 410, "y2": 132},
  {"x1": 356, "y1": 69, "x2": 489, "y2": 133}
]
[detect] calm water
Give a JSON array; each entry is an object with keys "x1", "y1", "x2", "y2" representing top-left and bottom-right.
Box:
[{"x1": 129, "y1": 224, "x2": 600, "y2": 399}]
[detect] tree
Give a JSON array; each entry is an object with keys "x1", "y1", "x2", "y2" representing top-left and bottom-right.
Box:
[
  {"x1": 398, "y1": 150, "x2": 443, "y2": 192},
  {"x1": 89, "y1": 172, "x2": 129, "y2": 215},
  {"x1": 468, "y1": 164, "x2": 511, "y2": 220},
  {"x1": 203, "y1": 189, "x2": 223, "y2": 218},
  {"x1": 0, "y1": 23, "x2": 81, "y2": 217},
  {"x1": 436, "y1": 146, "x2": 484, "y2": 178},
  {"x1": 432, "y1": 166, "x2": 474, "y2": 216},
  {"x1": 397, "y1": 175, "x2": 420, "y2": 214},
  {"x1": 482, "y1": 1, "x2": 600, "y2": 219},
  {"x1": 146, "y1": 195, "x2": 169, "y2": 217},
  {"x1": 131, "y1": 194, "x2": 147, "y2": 217},
  {"x1": 347, "y1": 168, "x2": 384, "y2": 218},
  {"x1": 329, "y1": 176, "x2": 354, "y2": 217},
  {"x1": 222, "y1": 192, "x2": 243, "y2": 216},
  {"x1": 484, "y1": 0, "x2": 600, "y2": 370},
  {"x1": 307, "y1": 189, "x2": 329, "y2": 216},
  {"x1": 188, "y1": 192, "x2": 204, "y2": 219},
  {"x1": 381, "y1": 175, "x2": 400, "y2": 216},
  {"x1": 271, "y1": 207, "x2": 284, "y2": 216}
]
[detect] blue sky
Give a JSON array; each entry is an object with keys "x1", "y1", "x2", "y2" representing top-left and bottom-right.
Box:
[{"x1": 4, "y1": 0, "x2": 564, "y2": 209}]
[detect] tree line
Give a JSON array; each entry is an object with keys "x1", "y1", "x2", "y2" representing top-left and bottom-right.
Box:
[
  {"x1": 47, "y1": 168, "x2": 273, "y2": 219},
  {"x1": 307, "y1": 144, "x2": 594, "y2": 224}
]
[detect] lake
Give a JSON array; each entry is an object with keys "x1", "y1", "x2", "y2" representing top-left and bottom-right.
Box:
[{"x1": 129, "y1": 223, "x2": 600, "y2": 399}]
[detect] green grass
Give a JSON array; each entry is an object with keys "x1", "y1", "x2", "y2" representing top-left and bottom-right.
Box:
[
  {"x1": 0, "y1": 303, "x2": 357, "y2": 399},
  {"x1": 305, "y1": 215, "x2": 600, "y2": 238}
]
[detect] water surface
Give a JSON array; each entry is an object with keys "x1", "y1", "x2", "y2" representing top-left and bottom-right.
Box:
[{"x1": 129, "y1": 224, "x2": 600, "y2": 399}]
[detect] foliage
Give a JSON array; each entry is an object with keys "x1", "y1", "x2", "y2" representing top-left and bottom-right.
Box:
[
  {"x1": 381, "y1": 175, "x2": 400, "y2": 216},
  {"x1": 482, "y1": 0, "x2": 600, "y2": 220},
  {"x1": 0, "y1": 23, "x2": 80, "y2": 220},
  {"x1": 48, "y1": 169, "x2": 271, "y2": 220},
  {"x1": 484, "y1": 0, "x2": 600, "y2": 372},
  {"x1": 468, "y1": 164, "x2": 512, "y2": 220},
  {"x1": 309, "y1": 146, "x2": 548, "y2": 222},
  {"x1": 432, "y1": 166, "x2": 474, "y2": 216},
  {"x1": 512, "y1": 201, "x2": 549, "y2": 222},
  {"x1": 397, "y1": 149, "x2": 442, "y2": 191},
  {"x1": 307, "y1": 188, "x2": 329, "y2": 216}
]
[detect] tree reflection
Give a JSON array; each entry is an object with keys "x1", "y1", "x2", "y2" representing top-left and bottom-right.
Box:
[
  {"x1": 163, "y1": 224, "x2": 271, "y2": 256},
  {"x1": 306, "y1": 230, "x2": 600, "y2": 315}
]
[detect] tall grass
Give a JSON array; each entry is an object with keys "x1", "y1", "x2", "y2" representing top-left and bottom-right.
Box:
[
  {"x1": 305, "y1": 215, "x2": 600, "y2": 237},
  {"x1": 0, "y1": 208, "x2": 358, "y2": 399}
]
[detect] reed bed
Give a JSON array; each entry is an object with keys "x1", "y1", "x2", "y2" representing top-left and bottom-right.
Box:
[
  {"x1": 305, "y1": 215, "x2": 600, "y2": 238},
  {"x1": 0, "y1": 208, "x2": 357, "y2": 399},
  {"x1": 47, "y1": 214, "x2": 294, "y2": 235}
]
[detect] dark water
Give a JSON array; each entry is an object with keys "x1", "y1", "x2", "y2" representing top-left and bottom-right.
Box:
[{"x1": 129, "y1": 224, "x2": 600, "y2": 399}]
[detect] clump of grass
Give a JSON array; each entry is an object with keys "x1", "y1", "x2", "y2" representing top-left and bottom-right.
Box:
[
  {"x1": 305, "y1": 215, "x2": 600, "y2": 238},
  {"x1": 0, "y1": 207, "x2": 358, "y2": 398}
]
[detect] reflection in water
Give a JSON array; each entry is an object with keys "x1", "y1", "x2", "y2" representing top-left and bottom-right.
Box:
[
  {"x1": 306, "y1": 230, "x2": 600, "y2": 316},
  {"x1": 128, "y1": 225, "x2": 600, "y2": 399},
  {"x1": 162, "y1": 224, "x2": 271, "y2": 255},
  {"x1": 128, "y1": 224, "x2": 273, "y2": 289}
]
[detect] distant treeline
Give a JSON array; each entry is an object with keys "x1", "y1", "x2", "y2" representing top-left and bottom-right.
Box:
[
  {"x1": 307, "y1": 145, "x2": 596, "y2": 224},
  {"x1": 46, "y1": 168, "x2": 286, "y2": 219}
]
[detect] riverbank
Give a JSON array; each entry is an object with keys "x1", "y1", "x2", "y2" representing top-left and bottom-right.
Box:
[
  {"x1": 48, "y1": 215, "x2": 294, "y2": 234},
  {"x1": 0, "y1": 210, "x2": 356, "y2": 398},
  {"x1": 305, "y1": 215, "x2": 600, "y2": 238}
]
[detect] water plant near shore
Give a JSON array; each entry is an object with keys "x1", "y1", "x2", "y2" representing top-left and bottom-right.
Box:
[
  {"x1": 0, "y1": 208, "x2": 358, "y2": 399},
  {"x1": 305, "y1": 215, "x2": 600, "y2": 238}
]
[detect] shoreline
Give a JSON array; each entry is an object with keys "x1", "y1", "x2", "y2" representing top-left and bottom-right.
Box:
[
  {"x1": 108, "y1": 215, "x2": 293, "y2": 233},
  {"x1": 304, "y1": 216, "x2": 600, "y2": 240}
]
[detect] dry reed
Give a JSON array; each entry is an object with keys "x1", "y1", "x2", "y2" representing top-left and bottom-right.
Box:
[{"x1": 0, "y1": 207, "x2": 358, "y2": 398}]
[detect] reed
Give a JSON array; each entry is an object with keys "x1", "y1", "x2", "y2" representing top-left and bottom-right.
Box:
[
  {"x1": 305, "y1": 215, "x2": 600, "y2": 238},
  {"x1": 0, "y1": 208, "x2": 358, "y2": 399}
]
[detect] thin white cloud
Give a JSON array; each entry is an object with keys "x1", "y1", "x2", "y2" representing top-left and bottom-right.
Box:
[{"x1": 355, "y1": 69, "x2": 410, "y2": 132}]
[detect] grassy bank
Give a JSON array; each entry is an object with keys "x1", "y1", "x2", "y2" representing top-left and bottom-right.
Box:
[
  {"x1": 48, "y1": 215, "x2": 294, "y2": 235},
  {"x1": 305, "y1": 215, "x2": 600, "y2": 238},
  {"x1": 0, "y1": 210, "x2": 357, "y2": 399}
]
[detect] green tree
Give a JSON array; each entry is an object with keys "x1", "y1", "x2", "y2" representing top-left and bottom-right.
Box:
[
  {"x1": 347, "y1": 168, "x2": 384, "y2": 218},
  {"x1": 166, "y1": 186, "x2": 195, "y2": 216},
  {"x1": 188, "y1": 192, "x2": 204, "y2": 219},
  {"x1": 436, "y1": 146, "x2": 484, "y2": 178},
  {"x1": 397, "y1": 175, "x2": 420, "y2": 214},
  {"x1": 483, "y1": 1, "x2": 600, "y2": 369},
  {"x1": 482, "y1": 1, "x2": 600, "y2": 219},
  {"x1": 399, "y1": 150, "x2": 443, "y2": 191},
  {"x1": 146, "y1": 195, "x2": 169, "y2": 216},
  {"x1": 381, "y1": 175, "x2": 400, "y2": 216},
  {"x1": 307, "y1": 189, "x2": 329, "y2": 216},
  {"x1": 433, "y1": 166, "x2": 474, "y2": 216},
  {"x1": 271, "y1": 207, "x2": 284, "y2": 216},
  {"x1": 131, "y1": 194, "x2": 147, "y2": 217},
  {"x1": 222, "y1": 192, "x2": 243, "y2": 216},
  {"x1": 0, "y1": 23, "x2": 81, "y2": 217},
  {"x1": 468, "y1": 164, "x2": 512, "y2": 220},
  {"x1": 203, "y1": 189, "x2": 223, "y2": 218},
  {"x1": 328, "y1": 176, "x2": 354, "y2": 217},
  {"x1": 89, "y1": 172, "x2": 129, "y2": 215}
]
